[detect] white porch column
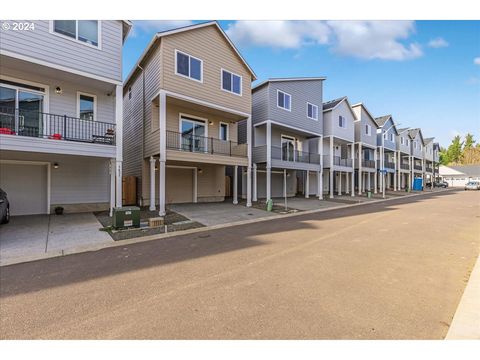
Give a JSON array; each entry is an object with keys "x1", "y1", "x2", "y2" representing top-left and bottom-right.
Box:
[
  {"x1": 149, "y1": 156, "x2": 156, "y2": 211},
  {"x1": 346, "y1": 170, "x2": 350, "y2": 194},
  {"x1": 358, "y1": 143, "x2": 362, "y2": 195},
  {"x1": 109, "y1": 159, "x2": 115, "y2": 216},
  {"x1": 283, "y1": 169, "x2": 287, "y2": 198},
  {"x1": 246, "y1": 115, "x2": 252, "y2": 207},
  {"x1": 397, "y1": 152, "x2": 401, "y2": 189},
  {"x1": 338, "y1": 172, "x2": 342, "y2": 195},
  {"x1": 409, "y1": 156, "x2": 413, "y2": 189},
  {"x1": 233, "y1": 165, "x2": 238, "y2": 205},
  {"x1": 158, "y1": 90, "x2": 167, "y2": 216},
  {"x1": 367, "y1": 171, "x2": 371, "y2": 190},
  {"x1": 252, "y1": 163, "x2": 257, "y2": 202},
  {"x1": 115, "y1": 84, "x2": 123, "y2": 208},
  {"x1": 318, "y1": 136, "x2": 323, "y2": 200},
  {"x1": 305, "y1": 170, "x2": 310, "y2": 198},
  {"x1": 351, "y1": 143, "x2": 355, "y2": 197},
  {"x1": 329, "y1": 136, "x2": 334, "y2": 198},
  {"x1": 374, "y1": 148, "x2": 378, "y2": 193},
  {"x1": 266, "y1": 121, "x2": 272, "y2": 201},
  {"x1": 393, "y1": 151, "x2": 397, "y2": 191}
]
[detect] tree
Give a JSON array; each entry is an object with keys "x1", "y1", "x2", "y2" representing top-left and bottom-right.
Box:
[
  {"x1": 464, "y1": 133, "x2": 475, "y2": 149},
  {"x1": 445, "y1": 135, "x2": 463, "y2": 165}
]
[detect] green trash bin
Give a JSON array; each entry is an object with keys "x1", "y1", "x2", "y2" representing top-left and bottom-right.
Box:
[
  {"x1": 367, "y1": 191, "x2": 372, "y2": 198},
  {"x1": 113, "y1": 206, "x2": 140, "y2": 229},
  {"x1": 266, "y1": 199, "x2": 273, "y2": 212}
]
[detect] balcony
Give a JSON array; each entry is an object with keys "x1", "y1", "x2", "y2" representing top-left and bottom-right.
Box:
[
  {"x1": 426, "y1": 165, "x2": 433, "y2": 172},
  {"x1": 414, "y1": 164, "x2": 423, "y2": 171},
  {"x1": 324, "y1": 155, "x2": 352, "y2": 168},
  {"x1": 0, "y1": 107, "x2": 116, "y2": 145},
  {"x1": 166, "y1": 130, "x2": 247, "y2": 158},
  {"x1": 400, "y1": 163, "x2": 410, "y2": 170},
  {"x1": 271, "y1": 146, "x2": 320, "y2": 164},
  {"x1": 362, "y1": 159, "x2": 375, "y2": 168},
  {"x1": 384, "y1": 161, "x2": 395, "y2": 169}
]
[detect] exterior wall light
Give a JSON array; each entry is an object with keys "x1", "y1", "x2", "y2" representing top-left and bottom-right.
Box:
[{"x1": 53, "y1": 163, "x2": 59, "y2": 169}]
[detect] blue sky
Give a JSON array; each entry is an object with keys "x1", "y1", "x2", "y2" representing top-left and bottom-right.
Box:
[{"x1": 123, "y1": 20, "x2": 480, "y2": 147}]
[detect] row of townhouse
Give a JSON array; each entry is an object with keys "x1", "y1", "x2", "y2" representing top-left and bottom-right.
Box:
[{"x1": 0, "y1": 20, "x2": 440, "y2": 217}]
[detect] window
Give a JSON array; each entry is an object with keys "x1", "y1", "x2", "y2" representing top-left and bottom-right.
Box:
[
  {"x1": 53, "y1": 20, "x2": 99, "y2": 47},
  {"x1": 365, "y1": 124, "x2": 371, "y2": 136},
  {"x1": 219, "y1": 122, "x2": 229, "y2": 141},
  {"x1": 401, "y1": 137, "x2": 404, "y2": 145},
  {"x1": 338, "y1": 115, "x2": 346, "y2": 128},
  {"x1": 406, "y1": 139, "x2": 409, "y2": 146},
  {"x1": 180, "y1": 116, "x2": 207, "y2": 152},
  {"x1": 277, "y1": 90, "x2": 291, "y2": 111},
  {"x1": 414, "y1": 141, "x2": 417, "y2": 149},
  {"x1": 77, "y1": 92, "x2": 96, "y2": 121},
  {"x1": 390, "y1": 133, "x2": 394, "y2": 142},
  {"x1": 221, "y1": 70, "x2": 241, "y2": 95},
  {"x1": 281, "y1": 135, "x2": 296, "y2": 161},
  {"x1": 128, "y1": 87, "x2": 132, "y2": 100},
  {"x1": 307, "y1": 103, "x2": 318, "y2": 120},
  {"x1": 175, "y1": 50, "x2": 202, "y2": 82}
]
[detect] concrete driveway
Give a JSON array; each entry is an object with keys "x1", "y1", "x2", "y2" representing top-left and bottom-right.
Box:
[
  {"x1": 169, "y1": 202, "x2": 277, "y2": 226},
  {"x1": 0, "y1": 213, "x2": 113, "y2": 265}
]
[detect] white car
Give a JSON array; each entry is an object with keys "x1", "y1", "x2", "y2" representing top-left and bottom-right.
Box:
[{"x1": 464, "y1": 181, "x2": 480, "y2": 190}]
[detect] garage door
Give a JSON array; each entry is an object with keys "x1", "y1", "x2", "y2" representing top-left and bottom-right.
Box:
[
  {"x1": 0, "y1": 163, "x2": 48, "y2": 216},
  {"x1": 165, "y1": 167, "x2": 194, "y2": 204}
]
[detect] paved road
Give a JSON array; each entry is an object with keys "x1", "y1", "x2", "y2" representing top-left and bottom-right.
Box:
[{"x1": 1, "y1": 190, "x2": 479, "y2": 339}]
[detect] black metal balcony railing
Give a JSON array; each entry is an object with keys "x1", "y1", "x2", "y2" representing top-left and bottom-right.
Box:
[
  {"x1": 362, "y1": 159, "x2": 375, "y2": 168},
  {"x1": 426, "y1": 165, "x2": 433, "y2": 172},
  {"x1": 0, "y1": 107, "x2": 116, "y2": 145},
  {"x1": 414, "y1": 163, "x2": 423, "y2": 171},
  {"x1": 271, "y1": 146, "x2": 320, "y2": 164},
  {"x1": 400, "y1": 163, "x2": 410, "y2": 170},
  {"x1": 166, "y1": 130, "x2": 247, "y2": 157},
  {"x1": 384, "y1": 161, "x2": 395, "y2": 169},
  {"x1": 323, "y1": 155, "x2": 352, "y2": 167}
]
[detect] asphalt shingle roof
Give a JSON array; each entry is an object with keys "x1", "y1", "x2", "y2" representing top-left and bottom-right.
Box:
[
  {"x1": 448, "y1": 165, "x2": 480, "y2": 176},
  {"x1": 323, "y1": 97, "x2": 347, "y2": 111},
  {"x1": 373, "y1": 115, "x2": 392, "y2": 128}
]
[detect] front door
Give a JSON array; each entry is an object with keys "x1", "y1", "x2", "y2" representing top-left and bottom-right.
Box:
[{"x1": 281, "y1": 135, "x2": 295, "y2": 162}]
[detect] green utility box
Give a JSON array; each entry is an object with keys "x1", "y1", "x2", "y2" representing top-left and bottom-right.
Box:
[
  {"x1": 113, "y1": 206, "x2": 140, "y2": 229},
  {"x1": 367, "y1": 191, "x2": 372, "y2": 198}
]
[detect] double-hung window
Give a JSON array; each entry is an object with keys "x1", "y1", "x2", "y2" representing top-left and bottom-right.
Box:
[
  {"x1": 338, "y1": 115, "x2": 346, "y2": 128},
  {"x1": 307, "y1": 103, "x2": 318, "y2": 120},
  {"x1": 53, "y1": 20, "x2": 99, "y2": 47},
  {"x1": 390, "y1": 133, "x2": 394, "y2": 142},
  {"x1": 221, "y1": 70, "x2": 241, "y2": 95},
  {"x1": 176, "y1": 50, "x2": 202, "y2": 82},
  {"x1": 277, "y1": 90, "x2": 291, "y2": 111},
  {"x1": 406, "y1": 139, "x2": 409, "y2": 146},
  {"x1": 365, "y1": 124, "x2": 371, "y2": 136}
]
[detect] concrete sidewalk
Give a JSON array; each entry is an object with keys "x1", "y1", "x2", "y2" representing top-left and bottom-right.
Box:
[{"x1": 446, "y1": 254, "x2": 480, "y2": 339}]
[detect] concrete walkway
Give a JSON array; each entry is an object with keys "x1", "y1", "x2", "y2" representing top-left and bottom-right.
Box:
[
  {"x1": 0, "y1": 213, "x2": 113, "y2": 266},
  {"x1": 446, "y1": 254, "x2": 480, "y2": 339},
  {"x1": 271, "y1": 197, "x2": 345, "y2": 211},
  {"x1": 169, "y1": 202, "x2": 277, "y2": 226}
]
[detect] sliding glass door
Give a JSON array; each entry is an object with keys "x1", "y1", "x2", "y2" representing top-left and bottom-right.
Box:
[
  {"x1": 181, "y1": 117, "x2": 206, "y2": 152},
  {"x1": 281, "y1": 135, "x2": 295, "y2": 162}
]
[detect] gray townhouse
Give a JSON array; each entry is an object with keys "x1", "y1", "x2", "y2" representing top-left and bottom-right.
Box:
[
  {"x1": 322, "y1": 97, "x2": 356, "y2": 198},
  {"x1": 0, "y1": 20, "x2": 131, "y2": 216},
  {"x1": 396, "y1": 127, "x2": 413, "y2": 189},
  {"x1": 423, "y1": 137, "x2": 436, "y2": 183},
  {"x1": 408, "y1": 128, "x2": 426, "y2": 186},
  {"x1": 352, "y1": 103, "x2": 379, "y2": 195},
  {"x1": 247, "y1": 78, "x2": 325, "y2": 201},
  {"x1": 374, "y1": 115, "x2": 400, "y2": 191}
]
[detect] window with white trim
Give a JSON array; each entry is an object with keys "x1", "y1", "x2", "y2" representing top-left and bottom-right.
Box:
[
  {"x1": 390, "y1": 133, "x2": 394, "y2": 142},
  {"x1": 128, "y1": 87, "x2": 132, "y2": 100},
  {"x1": 406, "y1": 139, "x2": 409, "y2": 146},
  {"x1": 338, "y1": 115, "x2": 346, "y2": 128},
  {"x1": 401, "y1": 137, "x2": 404, "y2": 145},
  {"x1": 221, "y1": 70, "x2": 241, "y2": 95},
  {"x1": 77, "y1": 93, "x2": 96, "y2": 121},
  {"x1": 365, "y1": 124, "x2": 371, "y2": 136},
  {"x1": 53, "y1": 20, "x2": 99, "y2": 47},
  {"x1": 277, "y1": 90, "x2": 291, "y2": 111},
  {"x1": 175, "y1": 50, "x2": 202, "y2": 82},
  {"x1": 307, "y1": 103, "x2": 318, "y2": 120},
  {"x1": 219, "y1": 122, "x2": 229, "y2": 141}
]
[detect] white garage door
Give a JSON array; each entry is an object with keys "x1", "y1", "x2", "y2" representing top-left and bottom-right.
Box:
[{"x1": 0, "y1": 163, "x2": 48, "y2": 216}]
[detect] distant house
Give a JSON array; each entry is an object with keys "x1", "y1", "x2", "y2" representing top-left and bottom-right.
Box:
[{"x1": 439, "y1": 165, "x2": 480, "y2": 187}]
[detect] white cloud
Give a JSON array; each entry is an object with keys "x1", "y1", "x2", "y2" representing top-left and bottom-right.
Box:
[
  {"x1": 474, "y1": 57, "x2": 480, "y2": 65},
  {"x1": 427, "y1": 37, "x2": 449, "y2": 48},
  {"x1": 130, "y1": 20, "x2": 193, "y2": 37},
  {"x1": 326, "y1": 21, "x2": 422, "y2": 61},
  {"x1": 226, "y1": 20, "x2": 422, "y2": 61},
  {"x1": 226, "y1": 21, "x2": 330, "y2": 49}
]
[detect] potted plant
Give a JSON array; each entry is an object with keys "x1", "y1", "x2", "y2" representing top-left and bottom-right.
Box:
[{"x1": 54, "y1": 206, "x2": 64, "y2": 215}]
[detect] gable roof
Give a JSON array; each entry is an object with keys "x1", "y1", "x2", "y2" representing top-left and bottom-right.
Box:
[
  {"x1": 424, "y1": 137, "x2": 435, "y2": 144},
  {"x1": 122, "y1": 21, "x2": 133, "y2": 43},
  {"x1": 440, "y1": 165, "x2": 480, "y2": 176},
  {"x1": 408, "y1": 128, "x2": 425, "y2": 144},
  {"x1": 124, "y1": 21, "x2": 256, "y2": 86},
  {"x1": 397, "y1": 127, "x2": 410, "y2": 134},
  {"x1": 323, "y1": 96, "x2": 357, "y2": 120},
  {"x1": 252, "y1": 77, "x2": 326, "y2": 92},
  {"x1": 374, "y1": 115, "x2": 392, "y2": 128},
  {"x1": 351, "y1": 103, "x2": 379, "y2": 127}
]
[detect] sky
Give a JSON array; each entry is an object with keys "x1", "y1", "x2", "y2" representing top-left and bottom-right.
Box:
[{"x1": 122, "y1": 20, "x2": 480, "y2": 148}]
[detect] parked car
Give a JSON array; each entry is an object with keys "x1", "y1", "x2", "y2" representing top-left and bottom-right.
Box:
[
  {"x1": 433, "y1": 181, "x2": 448, "y2": 188},
  {"x1": 0, "y1": 188, "x2": 10, "y2": 224},
  {"x1": 465, "y1": 181, "x2": 480, "y2": 191}
]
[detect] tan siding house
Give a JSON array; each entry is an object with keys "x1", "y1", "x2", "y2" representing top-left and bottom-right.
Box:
[{"x1": 123, "y1": 21, "x2": 256, "y2": 215}]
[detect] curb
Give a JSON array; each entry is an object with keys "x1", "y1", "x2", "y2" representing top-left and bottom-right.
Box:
[
  {"x1": 445, "y1": 252, "x2": 480, "y2": 339},
  {"x1": 0, "y1": 188, "x2": 453, "y2": 267}
]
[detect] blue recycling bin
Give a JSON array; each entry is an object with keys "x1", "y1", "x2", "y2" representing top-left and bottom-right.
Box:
[{"x1": 413, "y1": 177, "x2": 423, "y2": 191}]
